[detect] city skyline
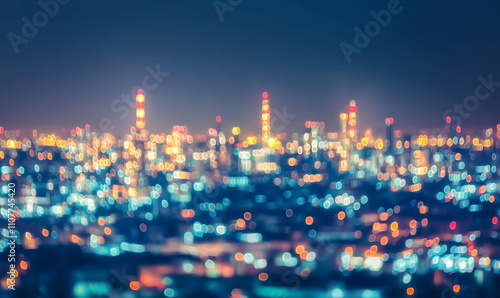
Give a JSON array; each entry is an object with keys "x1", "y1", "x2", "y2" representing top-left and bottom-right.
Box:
[
  {"x1": 2, "y1": 1, "x2": 500, "y2": 135},
  {"x1": 0, "y1": 88, "x2": 496, "y2": 139},
  {"x1": 2, "y1": 1, "x2": 500, "y2": 297}
]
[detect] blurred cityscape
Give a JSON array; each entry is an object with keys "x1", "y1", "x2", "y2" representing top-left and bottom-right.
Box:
[{"x1": 1, "y1": 91, "x2": 500, "y2": 298}]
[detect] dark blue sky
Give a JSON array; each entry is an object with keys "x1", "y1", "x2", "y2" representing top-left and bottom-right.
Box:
[{"x1": 1, "y1": 0, "x2": 499, "y2": 136}]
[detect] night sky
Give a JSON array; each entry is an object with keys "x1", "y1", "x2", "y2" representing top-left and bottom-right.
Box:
[{"x1": 1, "y1": 0, "x2": 499, "y2": 136}]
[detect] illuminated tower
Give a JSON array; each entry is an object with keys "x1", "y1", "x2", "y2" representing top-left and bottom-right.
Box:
[
  {"x1": 348, "y1": 100, "x2": 357, "y2": 141},
  {"x1": 385, "y1": 117, "x2": 394, "y2": 154},
  {"x1": 403, "y1": 134, "x2": 411, "y2": 167},
  {"x1": 216, "y1": 115, "x2": 222, "y2": 133},
  {"x1": 215, "y1": 115, "x2": 222, "y2": 152},
  {"x1": 133, "y1": 89, "x2": 148, "y2": 204},
  {"x1": 339, "y1": 113, "x2": 349, "y2": 172},
  {"x1": 136, "y1": 89, "x2": 145, "y2": 130},
  {"x1": 340, "y1": 113, "x2": 348, "y2": 138},
  {"x1": 261, "y1": 92, "x2": 271, "y2": 145},
  {"x1": 445, "y1": 116, "x2": 456, "y2": 139}
]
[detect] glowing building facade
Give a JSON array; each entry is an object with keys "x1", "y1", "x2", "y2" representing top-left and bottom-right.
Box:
[
  {"x1": 261, "y1": 92, "x2": 270, "y2": 145},
  {"x1": 348, "y1": 100, "x2": 357, "y2": 141},
  {"x1": 385, "y1": 117, "x2": 394, "y2": 154},
  {"x1": 136, "y1": 89, "x2": 145, "y2": 130},
  {"x1": 339, "y1": 113, "x2": 349, "y2": 172},
  {"x1": 340, "y1": 113, "x2": 348, "y2": 138}
]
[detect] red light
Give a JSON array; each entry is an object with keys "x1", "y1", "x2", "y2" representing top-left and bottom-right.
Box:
[
  {"x1": 137, "y1": 89, "x2": 143, "y2": 94},
  {"x1": 450, "y1": 221, "x2": 456, "y2": 230},
  {"x1": 262, "y1": 92, "x2": 268, "y2": 99},
  {"x1": 493, "y1": 217, "x2": 498, "y2": 225},
  {"x1": 446, "y1": 116, "x2": 451, "y2": 124},
  {"x1": 348, "y1": 106, "x2": 356, "y2": 112},
  {"x1": 216, "y1": 115, "x2": 221, "y2": 123},
  {"x1": 456, "y1": 126, "x2": 461, "y2": 134},
  {"x1": 390, "y1": 118, "x2": 394, "y2": 125}
]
